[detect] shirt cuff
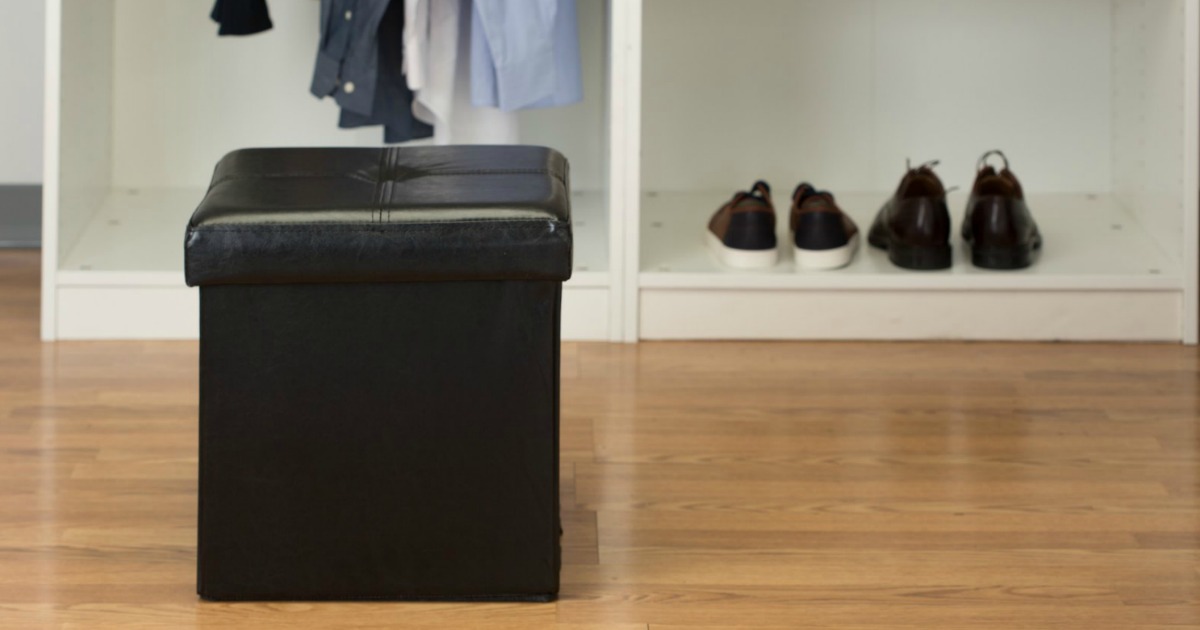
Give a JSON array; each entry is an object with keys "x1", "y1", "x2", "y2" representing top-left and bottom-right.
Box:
[{"x1": 492, "y1": 51, "x2": 558, "y2": 112}]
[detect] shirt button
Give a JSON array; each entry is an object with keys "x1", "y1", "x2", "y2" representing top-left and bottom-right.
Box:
[
  {"x1": 344, "y1": 10, "x2": 353, "y2": 20},
  {"x1": 343, "y1": 81, "x2": 356, "y2": 94}
]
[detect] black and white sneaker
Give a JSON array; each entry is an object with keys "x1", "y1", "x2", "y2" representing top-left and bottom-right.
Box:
[
  {"x1": 706, "y1": 181, "x2": 779, "y2": 269},
  {"x1": 790, "y1": 184, "x2": 860, "y2": 271}
]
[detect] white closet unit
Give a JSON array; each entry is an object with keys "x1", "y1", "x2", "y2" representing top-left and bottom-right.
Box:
[
  {"x1": 624, "y1": 0, "x2": 1199, "y2": 343},
  {"x1": 41, "y1": 0, "x2": 621, "y2": 341},
  {"x1": 44, "y1": 0, "x2": 1200, "y2": 343}
]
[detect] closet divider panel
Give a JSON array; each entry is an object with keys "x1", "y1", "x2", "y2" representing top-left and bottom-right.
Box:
[{"x1": 1112, "y1": 0, "x2": 1197, "y2": 337}]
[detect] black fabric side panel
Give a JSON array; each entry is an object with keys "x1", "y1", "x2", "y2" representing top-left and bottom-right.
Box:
[{"x1": 198, "y1": 281, "x2": 560, "y2": 600}]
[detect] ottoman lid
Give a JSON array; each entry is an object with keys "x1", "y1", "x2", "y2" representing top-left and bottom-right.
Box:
[{"x1": 184, "y1": 146, "x2": 572, "y2": 286}]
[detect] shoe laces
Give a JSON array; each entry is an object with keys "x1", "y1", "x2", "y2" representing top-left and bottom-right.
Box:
[
  {"x1": 749, "y1": 180, "x2": 771, "y2": 199},
  {"x1": 977, "y1": 150, "x2": 1010, "y2": 173},
  {"x1": 793, "y1": 182, "x2": 820, "y2": 204},
  {"x1": 795, "y1": 183, "x2": 838, "y2": 208},
  {"x1": 975, "y1": 150, "x2": 1022, "y2": 198},
  {"x1": 906, "y1": 158, "x2": 941, "y2": 173},
  {"x1": 735, "y1": 180, "x2": 772, "y2": 205},
  {"x1": 901, "y1": 159, "x2": 959, "y2": 196}
]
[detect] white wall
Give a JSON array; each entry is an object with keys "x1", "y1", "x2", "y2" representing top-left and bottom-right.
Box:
[
  {"x1": 0, "y1": 0, "x2": 46, "y2": 184},
  {"x1": 641, "y1": 0, "x2": 1113, "y2": 195}
]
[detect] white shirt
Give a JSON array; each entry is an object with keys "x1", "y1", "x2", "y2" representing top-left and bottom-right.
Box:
[{"x1": 404, "y1": 0, "x2": 519, "y2": 145}]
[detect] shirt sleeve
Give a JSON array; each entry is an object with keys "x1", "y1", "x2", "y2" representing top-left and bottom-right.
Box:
[
  {"x1": 403, "y1": 0, "x2": 428, "y2": 91},
  {"x1": 470, "y1": 0, "x2": 559, "y2": 111},
  {"x1": 211, "y1": 0, "x2": 274, "y2": 36}
]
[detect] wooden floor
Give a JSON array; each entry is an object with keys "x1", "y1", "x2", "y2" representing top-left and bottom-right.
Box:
[{"x1": 2, "y1": 249, "x2": 1199, "y2": 629}]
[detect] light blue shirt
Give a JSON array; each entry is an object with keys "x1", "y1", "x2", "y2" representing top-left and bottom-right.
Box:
[{"x1": 470, "y1": 0, "x2": 583, "y2": 112}]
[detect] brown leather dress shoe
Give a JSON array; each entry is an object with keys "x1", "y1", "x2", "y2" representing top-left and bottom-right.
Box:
[
  {"x1": 706, "y1": 181, "x2": 778, "y2": 269},
  {"x1": 963, "y1": 150, "x2": 1042, "y2": 270},
  {"x1": 790, "y1": 184, "x2": 859, "y2": 270},
  {"x1": 868, "y1": 161, "x2": 953, "y2": 270}
]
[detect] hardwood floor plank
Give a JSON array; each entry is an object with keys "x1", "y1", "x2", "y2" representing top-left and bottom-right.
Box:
[
  {"x1": 1, "y1": 250, "x2": 1198, "y2": 628},
  {"x1": 557, "y1": 589, "x2": 1200, "y2": 626},
  {"x1": 564, "y1": 551, "x2": 1199, "y2": 586}
]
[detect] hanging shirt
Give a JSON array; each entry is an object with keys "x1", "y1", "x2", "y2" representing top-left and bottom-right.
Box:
[
  {"x1": 211, "y1": 0, "x2": 273, "y2": 36},
  {"x1": 311, "y1": 0, "x2": 389, "y2": 118},
  {"x1": 470, "y1": 0, "x2": 583, "y2": 112},
  {"x1": 405, "y1": 0, "x2": 519, "y2": 144},
  {"x1": 337, "y1": 0, "x2": 433, "y2": 142},
  {"x1": 312, "y1": 0, "x2": 431, "y2": 143},
  {"x1": 403, "y1": 0, "x2": 428, "y2": 93}
]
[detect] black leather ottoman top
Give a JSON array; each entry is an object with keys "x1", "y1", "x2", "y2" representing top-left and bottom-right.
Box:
[{"x1": 185, "y1": 145, "x2": 573, "y2": 287}]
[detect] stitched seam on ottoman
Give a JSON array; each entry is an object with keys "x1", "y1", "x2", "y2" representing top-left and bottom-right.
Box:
[
  {"x1": 208, "y1": 168, "x2": 563, "y2": 189},
  {"x1": 422, "y1": 169, "x2": 566, "y2": 187},
  {"x1": 197, "y1": 220, "x2": 570, "y2": 230},
  {"x1": 201, "y1": 593, "x2": 556, "y2": 602},
  {"x1": 211, "y1": 172, "x2": 379, "y2": 187},
  {"x1": 372, "y1": 151, "x2": 389, "y2": 224},
  {"x1": 387, "y1": 147, "x2": 402, "y2": 224}
]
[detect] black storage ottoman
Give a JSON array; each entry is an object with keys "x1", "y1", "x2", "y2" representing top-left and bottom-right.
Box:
[{"x1": 183, "y1": 146, "x2": 572, "y2": 602}]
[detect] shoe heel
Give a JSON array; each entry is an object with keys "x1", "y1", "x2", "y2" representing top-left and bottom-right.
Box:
[
  {"x1": 971, "y1": 246, "x2": 1036, "y2": 270},
  {"x1": 794, "y1": 234, "x2": 859, "y2": 271},
  {"x1": 887, "y1": 243, "x2": 952, "y2": 271}
]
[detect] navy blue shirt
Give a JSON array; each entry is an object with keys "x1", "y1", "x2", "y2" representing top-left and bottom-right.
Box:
[
  {"x1": 211, "y1": 0, "x2": 273, "y2": 36},
  {"x1": 311, "y1": 0, "x2": 432, "y2": 143}
]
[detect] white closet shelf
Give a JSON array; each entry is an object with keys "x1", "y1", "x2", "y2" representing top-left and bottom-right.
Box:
[
  {"x1": 639, "y1": 192, "x2": 1181, "y2": 291},
  {"x1": 57, "y1": 188, "x2": 611, "y2": 289}
]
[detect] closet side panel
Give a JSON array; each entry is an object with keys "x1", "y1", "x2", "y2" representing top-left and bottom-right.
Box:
[
  {"x1": 58, "y1": 0, "x2": 114, "y2": 264},
  {"x1": 1113, "y1": 0, "x2": 1188, "y2": 264}
]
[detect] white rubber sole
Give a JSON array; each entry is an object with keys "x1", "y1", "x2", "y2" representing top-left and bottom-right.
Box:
[
  {"x1": 706, "y1": 231, "x2": 779, "y2": 269},
  {"x1": 794, "y1": 234, "x2": 860, "y2": 271}
]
